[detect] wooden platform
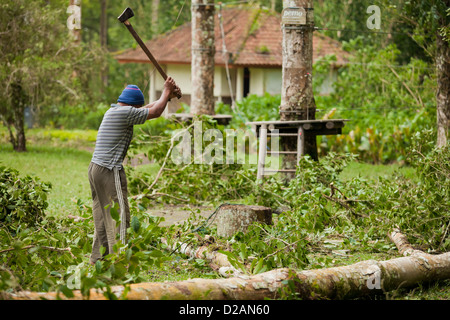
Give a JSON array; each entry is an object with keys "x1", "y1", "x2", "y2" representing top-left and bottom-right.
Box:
[
  {"x1": 165, "y1": 113, "x2": 232, "y2": 125},
  {"x1": 247, "y1": 119, "x2": 350, "y2": 137},
  {"x1": 246, "y1": 119, "x2": 350, "y2": 179}
]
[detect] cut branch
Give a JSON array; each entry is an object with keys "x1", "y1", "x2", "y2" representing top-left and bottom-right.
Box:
[
  {"x1": 131, "y1": 192, "x2": 188, "y2": 203},
  {"x1": 321, "y1": 192, "x2": 368, "y2": 218},
  {"x1": 67, "y1": 214, "x2": 88, "y2": 222},
  {"x1": 388, "y1": 228, "x2": 421, "y2": 256},
  {"x1": 0, "y1": 244, "x2": 76, "y2": 259}
]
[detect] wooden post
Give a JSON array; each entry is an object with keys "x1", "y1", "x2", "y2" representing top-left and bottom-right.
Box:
[
  {"x1": 191, "y1": 0, "x2": 215, "y2": 115},
  {"x1": 297, "y1": 125, "x2": 304, "y2": 165},
  {"x1": 257, "y1": 124, "x2": 268, "y2": 180},
  {"x1": 280, "y1": 0, "x2": 317, "y2": 175},
  {"x1": 215, "y1": 204, "x2": 272, "y2": 238}
]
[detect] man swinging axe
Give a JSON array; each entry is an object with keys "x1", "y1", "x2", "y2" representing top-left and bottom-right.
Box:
[{"x1": 88, "y1": 7, "x2": 181, "y2": 265}]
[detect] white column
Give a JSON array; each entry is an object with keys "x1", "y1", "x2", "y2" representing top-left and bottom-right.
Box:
[
  {"x1": 215, "y1": 67, "x2": 223, "y2": 102},
  {"x1": 236, "y1": 67, "x2": 244, "y2": 102},
  {"x1": 149, "y1": 70, "x2": 156, "y2": 102}
]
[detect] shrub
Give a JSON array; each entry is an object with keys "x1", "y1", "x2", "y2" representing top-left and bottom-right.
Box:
[{"x1": 0, "y1": 165, "x2": 51, "y2": 228}]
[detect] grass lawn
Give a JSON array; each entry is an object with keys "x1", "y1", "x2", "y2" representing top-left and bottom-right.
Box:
[{"x1": 340, "y1": 160, "x2": 417, "y2": 182}]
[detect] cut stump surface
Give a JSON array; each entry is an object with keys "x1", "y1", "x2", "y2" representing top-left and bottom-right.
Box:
[{"x1": 216, "y1": 204, "x2": 272, "y2": 238}]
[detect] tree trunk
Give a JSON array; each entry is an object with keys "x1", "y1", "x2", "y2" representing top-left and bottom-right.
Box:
[
  {"x1": 271, "y1": 0, "x2": 276, "y2": 12},
  {"x1": 280, "y1": 0, "x2": 317, "y2": 179},
  {"x1": 5, "y1": 229, "x2": 450, "y2": 300},
  {"x1": 13, "y1": 113, "x2": 26, "y2": 152},
  {"x1": 151, "y1": 0, "x2": 160, "y2": 36},
  {"x1": 190, "y1": 0, "x2": 215, "y2": 115},
  {"x1": 436, "y1": 28, "x2": 450, "y2": 148},
  {"x1": 11, "y1": 81, "x2": 27, "y2": 152},
  {"x1": 100, "y1": 0, "x2": 108, "y2": 90}
]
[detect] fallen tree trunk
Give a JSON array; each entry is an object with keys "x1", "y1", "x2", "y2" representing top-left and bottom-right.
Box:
[{"x1": 3, "y1": 229, "x2": 450, "y2": 300}]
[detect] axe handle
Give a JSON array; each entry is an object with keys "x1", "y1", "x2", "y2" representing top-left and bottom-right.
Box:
[
  {"x1": 124, "y1": 21, "x2": 167, "y2": 80},
  {"x1": 124, "y1": 21, "x2": 182, "y2": 99}
]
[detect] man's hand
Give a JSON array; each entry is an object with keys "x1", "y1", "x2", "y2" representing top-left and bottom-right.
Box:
[
  {"x1": 169, "y1": 86, "x2": 182, "y2": 100},
  {"x1": 144, "y1": 77, "x2": 181, "y2": 120},
  {"x1": 164, "y1": 77, "x2": 181, "y2": 100}
]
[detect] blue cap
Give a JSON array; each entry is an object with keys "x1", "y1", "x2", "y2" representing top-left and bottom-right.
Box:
[{"x1": 117, "y1": 85, "x2": 145, "y2": 105}]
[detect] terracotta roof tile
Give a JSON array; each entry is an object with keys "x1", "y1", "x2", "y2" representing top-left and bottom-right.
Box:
[{"x1": 116, "y1": 7, "x2": 349, "y2": 68}]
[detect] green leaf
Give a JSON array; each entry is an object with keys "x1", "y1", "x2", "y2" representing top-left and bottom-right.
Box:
[
  {"x1": 109, "y1": 203, "x2": 120, "y2": 223},
  {"x1": 95, "y1": 260, "x2": 102, "y2": 273},
  {"x1": 125, "y1": 248, "x2": 133, "y2": 261},
  {"x1": 147, "y1": 250, "x2": 164, "y2": 257},
  {"x1": 218, "y1": 250, "x2": 246, "y2": 274},
  {"x1": 59, "y1": 285, "x2": 74, "y2": 298},
  {"x1": 131, "y1": 216, "x2": 140, "y2": 233},
  {"x1": 253, "y1": 258, "x2": 264, "y2": 274}
]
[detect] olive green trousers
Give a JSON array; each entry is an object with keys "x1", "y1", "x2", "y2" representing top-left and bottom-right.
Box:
[{"x1": 88, "y1": 162, "x2": 130, "y2": 264}]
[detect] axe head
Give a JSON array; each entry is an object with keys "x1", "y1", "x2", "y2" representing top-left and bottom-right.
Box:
[{"x1": 118, "y1": 7, "x2": 134, "y2": 23}]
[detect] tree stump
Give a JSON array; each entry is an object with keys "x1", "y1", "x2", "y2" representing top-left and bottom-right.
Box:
[{"x1": 215, "y1": 204, "x2": 272, "y2": 238}]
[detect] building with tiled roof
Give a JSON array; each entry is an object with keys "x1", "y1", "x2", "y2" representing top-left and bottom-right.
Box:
[{"x1": 115, "y1": 7, "x2": 350, "y2": 113}]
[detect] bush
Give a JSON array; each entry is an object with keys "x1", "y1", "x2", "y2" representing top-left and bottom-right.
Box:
[{"x1": 0, "y1": 165, "x2": 51, "y2": 228}]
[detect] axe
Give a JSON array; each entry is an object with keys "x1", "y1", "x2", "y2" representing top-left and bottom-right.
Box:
[{"x1": 118, "y1": 7, "x2": 182, "y2": 99}]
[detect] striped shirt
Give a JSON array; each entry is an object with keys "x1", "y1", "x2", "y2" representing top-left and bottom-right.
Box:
[{"x1": 91, "y1": 104, "x2": 149, "y2": 170}]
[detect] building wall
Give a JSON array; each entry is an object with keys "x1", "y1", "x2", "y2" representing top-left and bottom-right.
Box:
[
  {"x1": 151, "y1": 64, "x2": 336, "y2": 114},
  {"x1": 264, "y1": 68, "x2": 282, "y2": 95},
  {"x1": 248, "y1": 67, "x2": 336, "y2": 97}
]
